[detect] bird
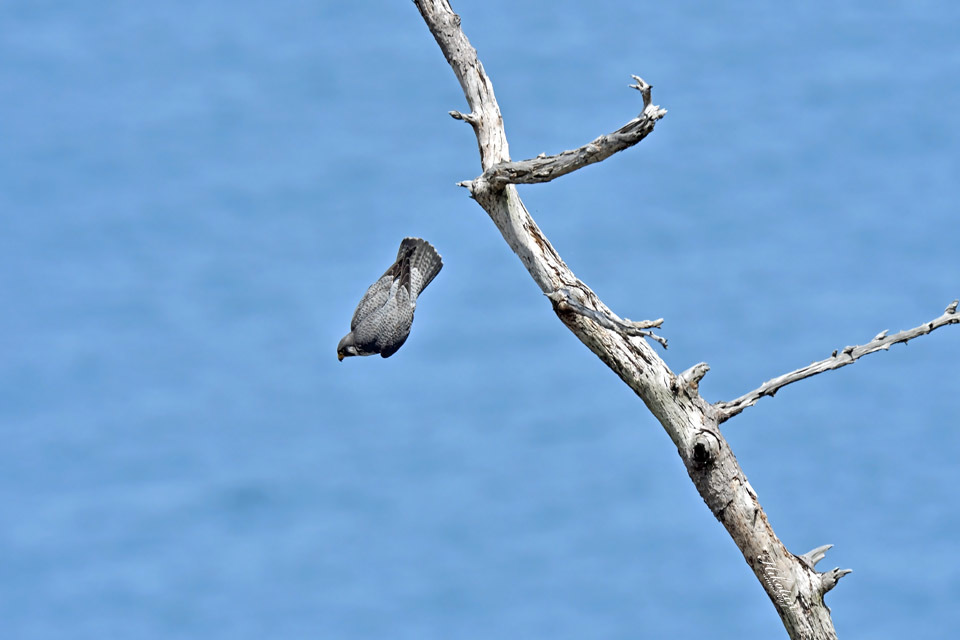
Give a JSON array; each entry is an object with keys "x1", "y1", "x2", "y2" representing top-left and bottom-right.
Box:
[{"x1": 337, "y1": 237, "x2": 443, "y2": 361}]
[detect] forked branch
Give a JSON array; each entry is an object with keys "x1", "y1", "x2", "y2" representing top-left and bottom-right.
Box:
[
  {"x1": 716, "y1": 300, "x2": 959, "y2": 422},
  {"x1": 477, "y1": 76, "x2": 667, "y2": 187}
]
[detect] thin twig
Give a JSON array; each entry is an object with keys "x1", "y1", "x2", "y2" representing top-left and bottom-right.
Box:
[
  {"x1": 546, "y1": 288, "x2": 667, "y2": 348},
  {"x1": 715, "y1": 300, "x2": 960, "y2": 423}
]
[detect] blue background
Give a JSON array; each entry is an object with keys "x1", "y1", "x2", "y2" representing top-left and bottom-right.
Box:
[{"x1": 2, "y1": 1, "x2": 958, "y2": 638}]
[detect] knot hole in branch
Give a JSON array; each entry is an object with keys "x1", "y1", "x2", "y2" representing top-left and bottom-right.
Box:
[{"x1": 691, "y1": 429, "x2": 721, "y2": 468}]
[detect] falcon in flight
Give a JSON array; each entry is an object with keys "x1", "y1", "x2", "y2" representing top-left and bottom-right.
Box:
[{"x1": 337, "y1": 237, "x2": 443, "y2": 360}]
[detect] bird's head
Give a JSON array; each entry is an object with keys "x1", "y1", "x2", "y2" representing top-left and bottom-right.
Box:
[{"x1": 337, "y1": 333, "x2": 359, "y2": 361}]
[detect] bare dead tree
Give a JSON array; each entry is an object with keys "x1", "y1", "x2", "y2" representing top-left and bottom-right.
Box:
[{"x1": 411, "y1": 2, "x2": 958, "y2": 638}]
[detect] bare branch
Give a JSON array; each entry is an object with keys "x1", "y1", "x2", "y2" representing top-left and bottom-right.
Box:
[
  {"x1": 414, "y1": 0, "x2": 510, "y2": 172},
  {"x1": 820, "y1": 567, "x2": 853, "y2": 594},
  {"x1": 678, "y1": 363, "x2": 711, "y2": 393},
  {"x1": 798, "y1": 544, "x2": 853, "y2": 595},
  {"x1": 480, "y1": 78, "x2": 667, "y2": 187},
  {"x1": 716, "y1": 300, "x2": 960, "y2": 423},
  {"x1": 449, "y1": 110, "x2": 479, "y2": 126},
  {"x1": 628, "y1": 75, "x2": 654, "y2": 106},
  {"x1": 546, "y1": 287, "x2": 667, "y2": 348},
  {"x1": 799, "y1": 544, "x2": 834, "y2": 570}
]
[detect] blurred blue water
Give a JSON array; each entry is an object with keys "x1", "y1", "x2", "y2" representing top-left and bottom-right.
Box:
[{"x1": 1, "y1": 1, "x2": 958, "y2": 638}]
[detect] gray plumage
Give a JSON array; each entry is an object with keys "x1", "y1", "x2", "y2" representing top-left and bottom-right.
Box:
[{"x1": 337, "y1": 237, "x2": 443, "y2": 360}]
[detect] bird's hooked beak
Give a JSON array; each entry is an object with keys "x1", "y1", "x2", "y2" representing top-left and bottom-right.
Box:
[{"x1": 337, "y1": 332, "x2": 355, "y2": 362}]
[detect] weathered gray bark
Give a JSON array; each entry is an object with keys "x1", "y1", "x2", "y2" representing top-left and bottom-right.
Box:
[
  {"x1": 716, "y1": 300, "x2": 960, "y2": 422},
  {"x1": 411, "y1": 2, "x2": 959, "y2": 638}
]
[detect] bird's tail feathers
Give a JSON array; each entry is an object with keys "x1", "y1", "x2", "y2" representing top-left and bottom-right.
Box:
[{"x1": 399, "y1": 237, "x2": 443, "y2": 294}]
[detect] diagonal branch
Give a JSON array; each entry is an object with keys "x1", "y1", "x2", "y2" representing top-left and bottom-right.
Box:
[
  {"x1": 546, "y1": 286, "x2": 667, "y2": 348},
  {"x1": 407, "y1": 2, "x2": 951, "y2": 638},
  {"x1": 715, "y1": 300, "x2": 959, "y2": 423},
  {"x1": 478, "y1": 76, "x2": 667, "y2": 187}
]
